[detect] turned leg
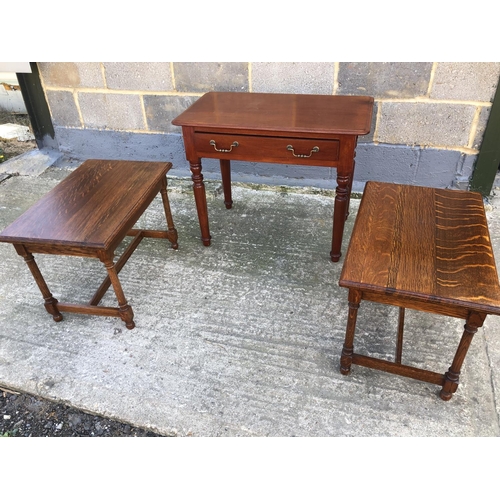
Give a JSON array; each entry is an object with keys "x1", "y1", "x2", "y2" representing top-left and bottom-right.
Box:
[
  {"x1": 190, "y1": 161, "x2": 211, "y2": 246},
  {"x1": 395, "y1": 307, "x2": 405, "y2": 364},
  {"x1": 101, "y1": 255, "x2": 135, "y2": 330},
  {"x1": 440, "y1": 311, "x2": 486, "y2": 401},
  {"x1": 159, "y1": 176, "x2": 178, "y2": 249},
  {"x1": 340, "y1": 289, "x2": 362, "y2": 375},
  {"x1": 14, "y1": 244, "x2": 63, "y2": 322},
  {"x1": 331, "y1": 172, "x2": 351, "y2": 262},
  {"x1": 14, "y1": 245, "x2": 63, "y2": 322},
  {"x1": 345, "y1": 153, "x2": 356, "y2": 221},
  {"x1": 220, "y1": 159, "x2": 233, "y2": 209}
]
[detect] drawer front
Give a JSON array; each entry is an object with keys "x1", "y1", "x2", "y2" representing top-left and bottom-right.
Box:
[{"x1": 193, "y1": 133, "x2": 340, "y2": 166}]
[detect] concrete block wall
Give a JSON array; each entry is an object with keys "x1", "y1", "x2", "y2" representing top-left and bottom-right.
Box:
[{"x1": 38, "y1": 62, "x2": 500, "y2": 191}]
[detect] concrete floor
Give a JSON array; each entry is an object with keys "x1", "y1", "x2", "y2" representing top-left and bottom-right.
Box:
[{"x1": 1, "y1": 156, "x2": 500, "y2": 437}]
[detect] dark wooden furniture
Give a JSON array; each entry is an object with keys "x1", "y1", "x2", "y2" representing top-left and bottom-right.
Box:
[
  {"x1": 339, "y1": 181, "x2": 500, "y2": 400},
  {"x1": 0, "y1": 159, "x2": 178, "y2": 330},
  {"x1": 172, "y1": 92, "x2": 374, "y2": 261}
]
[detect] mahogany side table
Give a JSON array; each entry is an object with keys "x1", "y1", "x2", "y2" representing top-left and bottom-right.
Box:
[
  {"x1": 172, "y1": 92, "x2": 374, "y2": 262},
  {"x1": 339, "y1": 181, "x2": 500, "y2": 400},
  {"x1": 0, "y1": 159, "x2": 178, "y2": 330}
]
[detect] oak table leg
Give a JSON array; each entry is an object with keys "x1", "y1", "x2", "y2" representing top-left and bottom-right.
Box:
[
  {"x1": 345, "y1": 155, "x2": 356, "y2": 221},
  {"x1": 219, "y1": 159, "x2": 233, "y2": 209},
  {"x1": 101, "y1": 255, "x2": 135, "y2": 330},
  {"x1": 340, "y1": 289, "x2": 362, "y2": 375},
  {"x1": 440, "y1": 311, "x2": 486, "y2": 401},
  {"x1": 190, "y1": 161, "x2": 211, "y2": 246},
  {"x1": 331, "y1": 172, "x2": 351, "y2": 262},
  {"x1": 15, "y1": 244, "x2": 63, "y2": 322},
  {"x1": 160, "y1": 176, "x2": 179, "y2": 249},
  {"x1": 395, "y1": 307, "x2": 405, "y2": 364}
]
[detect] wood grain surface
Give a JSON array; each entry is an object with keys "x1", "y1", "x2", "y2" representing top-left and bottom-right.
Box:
[
  {"x1": 339, "y1": 181, "x2": 500, "y2": 315},
  {"x1": 0, "y1": 160, "x2": 172, "y2": 251},
  {"x1": 172, "y1": 92, "x2": 374, "y2": 136}
]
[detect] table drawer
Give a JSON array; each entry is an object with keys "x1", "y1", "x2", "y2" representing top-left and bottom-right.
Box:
[{"x1": 193, "y1": 132, "x2": 340, "y2": 166}]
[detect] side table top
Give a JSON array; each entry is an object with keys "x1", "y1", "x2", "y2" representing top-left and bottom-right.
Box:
[
  {"x1": 0, "y1": 159, "x2": 171, "y2": 250},
  {"x1": 340, "y1": 181, "x2": 500, "y2": 315},
  {"x1": 172, "y1": 92, "x2": 374, "y2": 136}
]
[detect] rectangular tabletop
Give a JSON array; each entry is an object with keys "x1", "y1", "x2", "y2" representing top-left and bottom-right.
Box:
[
  {"x1": 0, "y1": 159, "x2": 171, "y2": 251},
  {"x1": 171, "y1": 92, "x2": 374, "y2": 136},
  {"x1": 339, "y1": 181, "x2": 500, "y2": 315}
]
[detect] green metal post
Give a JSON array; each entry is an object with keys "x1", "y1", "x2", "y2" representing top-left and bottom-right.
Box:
[
  {"x1": 16, "y1": 62, "x2": 55, "y2": 149},
  {"x1": 470, "y1": 76, "x2": 500, "y2": 197}
]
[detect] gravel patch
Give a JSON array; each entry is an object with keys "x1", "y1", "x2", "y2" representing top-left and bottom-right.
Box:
[{"x1": 1, "y1": 387, "x2": 163, "y2": 437}]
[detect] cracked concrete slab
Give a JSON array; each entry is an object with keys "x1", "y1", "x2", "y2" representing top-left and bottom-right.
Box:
[{"x1": 0, "y1": 148, "x2": 63, "y2": 176}]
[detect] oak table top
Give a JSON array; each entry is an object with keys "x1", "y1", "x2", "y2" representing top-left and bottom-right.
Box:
[
  {"x1": 339, "y1": 181, "x2": 500, "y2": 315},
  {"x1": 0, "y1": 159, "x2": 171, "y2": 254}
]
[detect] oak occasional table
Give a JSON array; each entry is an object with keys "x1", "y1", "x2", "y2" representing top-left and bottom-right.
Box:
[
  {"x1": 0, "y1": 159, "x2": 178, "y2": 330},
  {"x1": 172, "y1": 92, "x2": 374, "y2": 262},
  {"x1": 339, "y1": 181, "x2": 500, "y2": 400}
]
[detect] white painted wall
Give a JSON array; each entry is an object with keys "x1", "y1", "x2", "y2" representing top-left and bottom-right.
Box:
[{"x1": 0, "y1": 72, "x2": 27, "y2": 113}]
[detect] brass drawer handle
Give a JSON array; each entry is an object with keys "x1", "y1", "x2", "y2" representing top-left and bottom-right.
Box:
[
  {"x1": 287, "y1": 145, "x2": 319, "y2": 158},
  {"x1": 209, "y1": 140, "x2": 239, "y2": 153}
]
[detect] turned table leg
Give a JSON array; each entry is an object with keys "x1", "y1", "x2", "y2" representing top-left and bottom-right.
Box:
[
  {"x1": 440, "y1": 311, "x2": 486, "y2": 401},
  {"x1": 190, "y1": 161, "x2": 211, "y2": 246},
  {"x1": 159, "y1": 176, "x2": 178, "y2": 249},
  {"x1": 14, "y1": 244, "x2": 63, "y2": 322},
  {"x1": 345, "y1": 152, "x2": 356, "y2": 222},
  {"x1": 101, "y1": 256, "x2": 135, "y2": 330},
  {"x1": 219, "y1": 159, "x2": 233, "y2": 209},
  {"x1": 395, "y1": 307, "x2": 405, "y2": 364},
  {"x1": 340, "y1": 289, "x2": 362, "y2": 375},
  {"x1": 331, "y1": 172, "x2": 352, "y2": 262}
]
